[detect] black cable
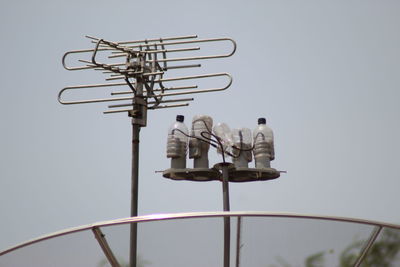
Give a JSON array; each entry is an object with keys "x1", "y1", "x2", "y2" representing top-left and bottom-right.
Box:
[{"x1": 171, "y1": 119, "x2": 258, "y2": 163}]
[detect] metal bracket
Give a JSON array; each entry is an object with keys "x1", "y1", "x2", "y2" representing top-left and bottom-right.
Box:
[
  {"x1": 129, "y1": 97, "x2": 147, "y2": 127},
  {"x1": 92, "y1": 227, "x2": 121, "y2": 267}
]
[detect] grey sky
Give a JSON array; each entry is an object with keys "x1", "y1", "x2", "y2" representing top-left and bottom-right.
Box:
[{"x1": 1, "y1": 0, "x2": 400, "y2": 252}]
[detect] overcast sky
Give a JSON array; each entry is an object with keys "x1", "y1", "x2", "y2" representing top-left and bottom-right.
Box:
[{"x1": 1, "y1": 0, "x2": 400, "y2": 252}]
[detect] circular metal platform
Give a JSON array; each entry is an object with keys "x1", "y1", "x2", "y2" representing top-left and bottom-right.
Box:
[{"x1": 162, "y1": 166, "x2": 281, "y2": 182}]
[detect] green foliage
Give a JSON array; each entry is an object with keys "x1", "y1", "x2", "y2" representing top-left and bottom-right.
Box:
[
  {"x1": 304, "y1": 251, "x2": 325, "y2": 267},
  {"x1": 266, "y1": 228, "x2": 400, "y2": 267},
  {"x1": 338, "y1": 239, "x2": 364, "y2": 267},
  {"x1": 340, "y1": 228, "x2": 400, "y2": 267}
]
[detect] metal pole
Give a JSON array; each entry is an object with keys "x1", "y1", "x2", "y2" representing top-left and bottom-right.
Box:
[
  {"x1": 130, "y1": 123, "x2": 140, "y2": 267},
  {"x1": 129, "y1": 78, "x2": 146, "y2": 267},
  {"x1": 221, "y1": 163, "x2": 231, "y2": 267},
  {"x1": 235, "y1": 217, "x2": 242, "y2": 267},
  {"x1": 354, "y1": 226, "x2": 382, "y2": 267},
  {"x1": 93, "y1": 227, "x2": 121, "y2": 267}
]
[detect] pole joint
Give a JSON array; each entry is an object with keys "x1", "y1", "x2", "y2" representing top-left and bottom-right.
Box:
[{"x1": 129, "y1": 97, "x2": 147, "y2": 127}]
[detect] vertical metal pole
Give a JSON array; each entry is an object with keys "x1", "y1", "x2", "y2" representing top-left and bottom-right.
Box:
[
  {"x1": 221, "y1": 164, "x2": 231, "y2": 267},
  {"x1": 130, "y1": 123, "x2": 140, "y2": 267},
  {"x1": 235, "y1": 217, "x2": 242, "y2": 267},
  {"x1": 129, "y1": 77, "x2": 146, "y2": 267}
]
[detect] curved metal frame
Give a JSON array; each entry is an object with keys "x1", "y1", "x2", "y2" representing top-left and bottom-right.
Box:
[
  {"x1": 2, "y1": 211, "x2": 399, "y2": 257},
  {"x1": 58, "y1": 72, "x2": 232, "y2": 108},
  {"x1": 62, "y1": 37, "x2": 236, "y2": 71}
]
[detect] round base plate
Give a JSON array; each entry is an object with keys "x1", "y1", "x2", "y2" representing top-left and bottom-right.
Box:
[
  {"x1": 162, "y1": 166, "x2": 281, "y2": 183},
  {"x1": 163, "y1": 168, "x2": 221, "y2": 182},
  {"x1": 228, "y1": 167, "x2": 280, "y2": 182}
]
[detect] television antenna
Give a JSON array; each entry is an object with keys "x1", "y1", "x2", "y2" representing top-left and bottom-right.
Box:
[{"x1": 60, "y1": 34, "x2": 236, "y2": 267}]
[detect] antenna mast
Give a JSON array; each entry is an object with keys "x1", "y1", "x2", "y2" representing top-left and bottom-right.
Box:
[{"x1": 60, "y1": 34, "x2": 236, "y2": 267}]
